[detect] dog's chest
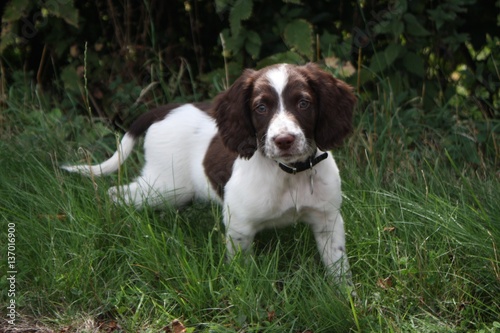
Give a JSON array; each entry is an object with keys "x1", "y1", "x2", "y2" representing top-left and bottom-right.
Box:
[
  {"x1": 224, "y1": 156, "x2": 339, "y2": 229},
  {"x1": 260, "y1": 173, "x2": 322, "y2": 222},
  {"x1": 261, "y1": 174, "x2": 337, "y2": 231}
]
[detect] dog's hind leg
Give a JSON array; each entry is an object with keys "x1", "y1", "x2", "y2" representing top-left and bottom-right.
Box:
[
  {"x1": 108, "y1": 177, "x2": 194, "y2": 209},
  {"x1": 108, "y1": 181, "x2": 152, "y2": 208}
]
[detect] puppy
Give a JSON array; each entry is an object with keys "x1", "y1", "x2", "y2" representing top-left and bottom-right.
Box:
[{"x1": 63, "y1": 63, "x2": 356, "y2": 282}]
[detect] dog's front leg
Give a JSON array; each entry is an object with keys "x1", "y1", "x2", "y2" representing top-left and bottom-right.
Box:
[
  {"x1": 224, "y1": 224, "x2": 256, "y2": 259},
  {"x1": 307, "y1": 211, "x2": 352, "y2": 285},
  {"x1": 222, "y1": 209, "x2": 257, "y2": 259}
]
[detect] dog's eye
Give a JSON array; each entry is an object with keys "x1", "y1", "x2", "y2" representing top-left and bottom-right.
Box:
[
  {"x1": 255, "y1": 104, "x2": 268, "y2": 114},
  {"x1": 298, "y1": 99, "x2": 310, "y2": 110}
]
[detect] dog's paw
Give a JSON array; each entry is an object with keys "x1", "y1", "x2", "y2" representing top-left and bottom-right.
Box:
[{"x1": 107, "y1": 186, "x2": 120, "y2": 203}]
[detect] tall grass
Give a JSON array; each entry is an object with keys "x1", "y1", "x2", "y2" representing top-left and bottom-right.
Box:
[{"x1": 1, "y1": 73, "x2": 499, "y2": 332}]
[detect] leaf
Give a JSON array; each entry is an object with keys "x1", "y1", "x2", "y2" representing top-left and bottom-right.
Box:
[
  {"x1": 319, "y1": 31, "x2": 339, "y2": 53},
  {"x1": 284, "y1": 19, "x2": 313, "y2": 60},
  {"x1": 427, "y1": 8, "x2": 456, "y2": 30},
  {"x1": 171, "y1": 319, "x2": 187, "y2": 333},
  {"x1": 45, "y1": 0, "x2": 79, "y2": 27},
  {"x1": 215, "y1": 0, "x2": 231, "y2": 14},
  {"x1": 377, "y1": 276, "x2": 393, "y2": 289},
  {"x1": 325, "y1": 56, "x2": 356, "y2": 77},
  {"x1": 256, "y1": 51, "x2": 304, "y2": 68},
  {"x1": 2, "y1": 0, "x2": 32, "y2": 21},
  {"x1": 220, "y1": 28, "x2": 244, "y2": 56},
  {"x1": 403, "y1": 52, "x2": 425, "y2": 77},
  {"x1": 229, "y1": 0, "x2": 253, "y2": 36},
  {"x1": 369, "y1": 44, "x2": 402, "y2": 73},
  {"x1": 443, "y1": 32, "x2": 470, "y2": 51},
  {"x1": 391, "y1": 20, "x2": 405, "y2": 37},
  {"x1": 369, "y1": 53, "x2": 386, "y2": 73},
  {"x1": 384, "y1": 43, "x2": 403, "y2": 66},
  {"x1": 374, "y1": 20, "x2": 404, "y2": 37},
  {"x1": 0, "y1": 0, "x2": 39, "y2": 53},
  {"x1": 60, "y1": 66, "x2": 81, "y2": 93},
  {"x1": 244, "y1": 30, "x2": 262, "y2": 59},
  {"x1": 267, "y1": 310, "x2": 276, "y2": 322},
  {"x1": 403, "y1": 13, "x2": 430, "y2": 36},
  {"x1": 0, "y1": 23, "x2": 18, "y2": 54}
]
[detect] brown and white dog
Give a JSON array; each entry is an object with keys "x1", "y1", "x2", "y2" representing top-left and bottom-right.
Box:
[{"x1": 63, "y1": 63, "x2": 356, "y2": 281}]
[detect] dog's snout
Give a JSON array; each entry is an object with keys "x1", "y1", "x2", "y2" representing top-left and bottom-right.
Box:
[{"x1": 274, "y1": 133, "x2": 296, "y2": 150}]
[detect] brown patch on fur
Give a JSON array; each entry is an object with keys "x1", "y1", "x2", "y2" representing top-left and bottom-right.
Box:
[
  {"x1": 280, "y1": 69, "x2": 317, "y2": 141},
  {"x1": 213, "y1": 69, "x2": 258, "y2": 159},
  {"x1": 128, "y1": 104, "x2": 181, "y2": 138},
  {"x1": 128, "y1": 102, "x2": 214, "y2": 138},
  {"x1": 203, "y1": 135, "x2": 238, "y2": 198},
  {"x1": 297, "y1": 63, "x2": 357, "y2": 150},
  {"x1": 193, "y1": 101, "x2": 212, "y2": 114}
]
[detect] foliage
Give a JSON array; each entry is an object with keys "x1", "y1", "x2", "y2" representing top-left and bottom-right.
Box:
[
  {"x1": 358, "y1": 0, "x2": 500, "y2": 119},
  {"x1": 1, "y1": 0, "x2": 79, "y2": 53}
]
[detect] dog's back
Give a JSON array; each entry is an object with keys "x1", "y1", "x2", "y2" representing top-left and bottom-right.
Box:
[{"x1": 63, "y1": 103, "x2": 220, "y2": 207}]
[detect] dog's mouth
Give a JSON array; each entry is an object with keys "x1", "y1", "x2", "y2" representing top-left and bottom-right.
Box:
[
  {"x1": 259, "y1": 133, "x2": 316, "y2": 164},
  {"x1": 268, "y1": 145, "x2": 316, "y2": 164},
  {"x1": 273, "y1": 152, "x2": 311, "y2": 164}
]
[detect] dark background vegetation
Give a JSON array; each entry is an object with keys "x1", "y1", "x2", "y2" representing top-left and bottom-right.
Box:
[{"x1": 1, "y1": 0, "x2": 499, "y2": 166}]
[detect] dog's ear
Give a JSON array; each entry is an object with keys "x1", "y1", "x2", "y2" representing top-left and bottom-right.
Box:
[
  {"x1": 213, "y1": 69, "x2": 257, "y2": 159},
  {"x1": 301, "y1": 63, "x2": 357, "y2": 151}
]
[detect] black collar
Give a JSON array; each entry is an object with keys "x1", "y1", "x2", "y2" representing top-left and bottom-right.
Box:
[{"x1": 277, "y1": 151, "x2": 329, "y2": 174}]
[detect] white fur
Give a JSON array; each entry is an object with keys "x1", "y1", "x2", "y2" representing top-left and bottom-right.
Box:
[
  {"x1": 265, "y1": 64, "x2": 288, "y2": 97},
  {"x1": 120, "y1": 104, "x2": 219, "y2": 207},
  {"x1": 63, "y1": 68, "x2": 352, "y2": 283},
  {"x1": 264, "y1": 111, "x2": 311, "y2": 164},
  {"x1": 65, "y1": 104, "x2": 219, "y2": 207},
  {"x1": 263, "y1": 65, "x2": 313, "y2": 164},
  {"x1": 61, "y1": 133, "x2": 136, "y2": 176},
  {"x1": 223, "y1": 150, "x2": 349, "y2": 277}
]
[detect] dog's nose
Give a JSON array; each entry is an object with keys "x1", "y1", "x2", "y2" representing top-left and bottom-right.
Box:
[{"x1": 274, "y1": 134, "x2": 296, "y2": 150}]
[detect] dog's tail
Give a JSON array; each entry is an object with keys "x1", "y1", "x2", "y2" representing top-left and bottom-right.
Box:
[{"x1": 61, "y1": 133, "x2": 136, "y2": 176}]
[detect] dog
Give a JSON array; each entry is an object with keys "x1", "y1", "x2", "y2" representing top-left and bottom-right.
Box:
[{"x1": 63, "y1": 63, "x2": 356, "y2": 282}]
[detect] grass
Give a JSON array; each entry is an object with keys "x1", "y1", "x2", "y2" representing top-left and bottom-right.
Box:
[{"x1": 1, "y1": 77, "x2": 499, "y2": 332}]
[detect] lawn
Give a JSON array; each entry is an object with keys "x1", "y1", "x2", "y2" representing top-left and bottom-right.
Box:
[{"x1": 1, "y1": 82, "x2": 499, "y2": 332}]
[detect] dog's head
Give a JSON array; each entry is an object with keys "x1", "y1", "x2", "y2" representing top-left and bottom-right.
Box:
[{"x1": 213, "y1": 63, "x2": 356, "y2": 163}]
